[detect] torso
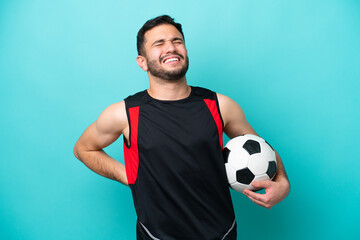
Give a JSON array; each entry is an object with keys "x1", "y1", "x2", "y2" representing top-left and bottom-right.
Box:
[{"x1": 123, "y1": 86, "x2": 236, "y2": 240}]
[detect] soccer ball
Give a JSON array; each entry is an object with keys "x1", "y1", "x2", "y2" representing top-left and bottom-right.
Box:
[{"x1": 223, "y1": 134, "x2": 277, "y2": 193}]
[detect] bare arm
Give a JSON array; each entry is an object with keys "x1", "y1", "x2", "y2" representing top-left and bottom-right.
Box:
[
  {"x1": 73, "y1": 101, "x2": 129, "y2": 186},
  {"x1": 217, "y1": 93, "x2": 290, "y2": 208}
]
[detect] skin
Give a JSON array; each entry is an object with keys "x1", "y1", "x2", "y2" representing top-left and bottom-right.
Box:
[{"x1": 74, "y1": 24, "x2": 290, "y2": 209}]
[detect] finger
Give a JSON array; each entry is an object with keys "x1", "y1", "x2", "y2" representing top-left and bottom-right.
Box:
[
  {"x1": 246, "y1": 194, "x2": 268, "y2": 208},
  {"x1": 251, "y1": 180, "x2": 272, "y2": 189},
  {"x1": 243, "y1": 189, "x2": 267, "y2": 203},
  {"x1": 246, "y1": 193, "x2": 272, "y2": 209}
]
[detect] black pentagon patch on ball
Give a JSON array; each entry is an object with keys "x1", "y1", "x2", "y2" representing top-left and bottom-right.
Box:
[
  {"x1": 236, "y1": 168, "x2": 255, "y2": 185},
  {"x1": 243, "y1": 140, "x2": 261, "y2": 155},
  {"x1": 267, "y1": 161, "x2": 277, "y2": 179},
  {"x1": 222, "y1": 147, "x2": 230, "y2": 163}
]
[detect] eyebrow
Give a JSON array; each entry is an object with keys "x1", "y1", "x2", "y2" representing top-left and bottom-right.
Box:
[{"x1": 151, "y1": 37, "x2": 184, "y2": 46}]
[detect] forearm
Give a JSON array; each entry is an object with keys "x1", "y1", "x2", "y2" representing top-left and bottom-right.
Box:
[
  {"x1": 273, "y1": 151, "x2": 290, "y2": 194},
  {"x1": 75, "y1": 148, "x2": 128, "y2": 186}
]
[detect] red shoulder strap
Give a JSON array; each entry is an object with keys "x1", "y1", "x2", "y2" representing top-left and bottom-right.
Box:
[{"x1": 203, "y1": 99, "x2": 223, "y2": 149}]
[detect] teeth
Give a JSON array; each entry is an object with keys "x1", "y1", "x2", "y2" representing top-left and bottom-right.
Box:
[{"x1": 164, "y1": 58, "x2": 179, "y2": 63}]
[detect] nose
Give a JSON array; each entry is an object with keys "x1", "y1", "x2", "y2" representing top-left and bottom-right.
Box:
[{"x1": 164, "y1": 41, "x2": 176, "y2": 53}]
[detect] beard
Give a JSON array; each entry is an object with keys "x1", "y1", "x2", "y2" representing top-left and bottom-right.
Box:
[{"x1": 146, "y1": 55, "x2": 189, "y2": 81}]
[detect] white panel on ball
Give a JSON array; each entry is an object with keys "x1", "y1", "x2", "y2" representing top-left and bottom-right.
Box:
[
  {"x1": 247, "y1": 152, "x2": 269, "y2": 175},
  {"x1": 230, "y1": 182, "x2": 248, "y2": 193},
  {"x1": 225, "y1": 136, "x2": 246, "y2": 150},
  {"x1": 252, "y1": 174, "x2": 270, "y2": 183},
  {"x1": 260, "y1": 142, "x2": 276, "y2": 162},
  {"x1": 225, "y1": 163, "x2": 237, "y2": 184},
  {"x1": 227, "y1": 148, "x2": 249, "y2": 170}
]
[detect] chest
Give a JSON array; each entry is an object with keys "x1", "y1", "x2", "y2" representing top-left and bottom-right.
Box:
[{"x1": 137, "y1": 100, "x2": 219, "y2": 153}]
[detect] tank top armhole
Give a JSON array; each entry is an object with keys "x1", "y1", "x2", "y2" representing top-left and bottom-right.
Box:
[
  {"x1": 123, "y1": 99, "x2": 131, "y2": 149},
  {"x1": 123, "y1": 90, "x2": 147, "y2": 148},
  {"x1": 213, "y1": 92, "x2": 225, "y2": 130}
]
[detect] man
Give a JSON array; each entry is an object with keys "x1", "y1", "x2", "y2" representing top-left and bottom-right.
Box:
[{"x1": 74, "y1": 15, "x2": 290, "y2": 239}]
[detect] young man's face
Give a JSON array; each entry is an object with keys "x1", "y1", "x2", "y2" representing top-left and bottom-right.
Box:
[{"x1": 139, "y1": 24, "x2": 189, "y2": 81}]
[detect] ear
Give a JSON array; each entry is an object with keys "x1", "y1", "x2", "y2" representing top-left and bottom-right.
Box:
[{"x1": 136, "y1": 55, "x2": 148, "y2": 71}]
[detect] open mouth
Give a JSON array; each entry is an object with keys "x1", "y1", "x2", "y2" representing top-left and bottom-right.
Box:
[{"x1": 162, "y1": 55, "x2": 181, "y2": 64}]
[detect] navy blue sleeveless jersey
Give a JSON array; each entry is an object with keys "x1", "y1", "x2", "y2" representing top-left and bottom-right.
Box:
[{"x1": 123, "y1": 86, "x2": 236, "y2": 240}]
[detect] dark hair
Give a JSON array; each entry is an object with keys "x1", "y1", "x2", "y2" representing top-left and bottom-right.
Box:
[{"x1": 137, "y1": 15, "x2": 185, "y2": 56}]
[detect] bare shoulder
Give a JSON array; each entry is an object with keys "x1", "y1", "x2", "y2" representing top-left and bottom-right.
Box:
[
  {"x1": 216, "y1": 93, "x2": 246, "y2": 123},
  {"x1": 74, "y1": 100, "x2": 128, "y2": 157},
  {"x1": 216, "y1": 93, "x2": 257, "y2": 138},
  {"x1": 96, "y1": 100, "x2": 128, "y2": 135}
]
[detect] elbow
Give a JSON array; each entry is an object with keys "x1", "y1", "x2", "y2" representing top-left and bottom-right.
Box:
[
  {"x1": 73, "y1": 144, "x2": 80, "y2": 160},
  {"x1": 286, "y1": 178, "x2": 291, "y2": 195},
  {"x1": 280, "y1": 177, "x2": 291, "y2": 197}
]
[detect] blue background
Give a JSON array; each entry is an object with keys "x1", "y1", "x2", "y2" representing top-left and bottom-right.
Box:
[{"x1": 1, "y1": 0, "x2": 359, "y2": 239}]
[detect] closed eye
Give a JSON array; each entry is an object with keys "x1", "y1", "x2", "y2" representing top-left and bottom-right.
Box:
[
  {"x1": 152, "y1": 41, "x2": 164, "y2": 47},
  {"x1": 173, "y1": 38, "x2": 184, "y2": 44},
  {"x1": 152, "y1": 38, "x2": 184, "y2": 47}
]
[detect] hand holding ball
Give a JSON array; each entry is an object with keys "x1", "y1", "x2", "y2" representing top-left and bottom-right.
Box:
[{"x1": 223, "y1": 134, "x2": 277, "y2": 193}]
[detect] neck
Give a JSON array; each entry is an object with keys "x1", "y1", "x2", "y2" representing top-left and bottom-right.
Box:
[{"x1": 147, "y1": 76, "x2": 190, "y2": 101}]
